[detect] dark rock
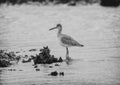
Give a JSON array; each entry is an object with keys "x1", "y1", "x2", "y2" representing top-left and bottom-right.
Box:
[
  {"x1": 24, "y1": 55, "x2": 28, "y2": 58},
  {"x1": 0, "y1": 60, "x2": 11, "y2": 67},
  {"x1": 8, "y1": 69, "x2": 16, "y2": 71},
  {"x1": 36, "y1": 68, "x2": 40, "y2": 71},
  {"x1": 16, "y1": 51, "x2": 20, "y2": 53},
  {"x1": 68, "y1": 0, "x2": 76, "y2": 6},
  {"x1": 33, "y1": 46, "x2": 63, "y2": 64},
  {"x1": 59, "y1": 72, "x2": 64, "y2": 76},
  {"x1": 22, "y1": 58, "x2": 31, "y2": 63},
  {"x1": 55, "y1": 63, "x2": 60, "y2": 66},
  {"x1": 0, "y1": 50, "x2": 19, "y2": 67},
  {"x1": 58, "y1": 57, "x2": 63, "y2": 62},
  {"x1": 49, "y1": 66, "x2": 53, "y2": 68},
  {"x1": 100, "y1": 0, "x2": 120, "y2": 7},
  {"x1": 49, "y1": 71, "x2": 58, "y2": 76},
  {"x1": 16, "y1": 56, "x2": 21, "y2": 62},
  {"x1": 29, "y1": 49, "x2": 37, "y2": 52},
  {"x1": 34, "y1": 65, "x2": 38, "y2": 68}
]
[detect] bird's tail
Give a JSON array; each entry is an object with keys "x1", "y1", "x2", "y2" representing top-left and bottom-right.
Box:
[{"x1": 78, "y1": 44, "x2": 84, "y2": 47}]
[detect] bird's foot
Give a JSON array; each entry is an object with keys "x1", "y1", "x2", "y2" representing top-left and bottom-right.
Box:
[
  {"x1": 65, "y1": 56, "x2": 73, "y2": 65},
  {"x1": 66, "y1": 56, "x2": 72, "y2": 61}
]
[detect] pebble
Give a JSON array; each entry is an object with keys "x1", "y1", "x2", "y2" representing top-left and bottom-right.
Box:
[
  {"x1": 36, "y1": 68, "x2": 40, "y2": 71},
  {"x1": 49, "y1": 71, "x2": 58, "y2": 76},
  {"x1": 49, "y1": 66, "x2": 53, "y2": 68},
  {"x1": 55, "y1": 63, "x2": 60, "y2": 66}
]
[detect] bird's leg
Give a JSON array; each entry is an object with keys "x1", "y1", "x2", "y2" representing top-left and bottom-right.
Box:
[{"x1": 66, "y1": 47, "x2": 69, "y2": 60}]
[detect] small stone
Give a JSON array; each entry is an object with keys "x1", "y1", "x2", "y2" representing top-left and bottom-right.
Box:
[
  {"x1": 55, "y1": 63, "x2": 60, "y2": 66},
  {"x1": 34, "y1": 65, "x2": 38, "y2": 68},
  {"x1": 58, "y1": 57, "x2": 63, "y2": 62},
  {"x1": 36, "y1": 68, "x2": 40, "y2": 71},
  {"x1": 29, "y1": 49, "x2": 37, "y2": 52},
  {"x1": 59, "y1": 72, "x2": 64, "y2": 76},
  {"x1": 8, "y1": 69, "x2": 12, "y2": 71},
  {"x1": 49, "y1": 71, "x2": 58, "y2": 76},
  {"x1": 49, "y1": 66, "x2": 53, "y2": 68},
  {"x1": 8, "y1": 69, "x2": 16, "y2": 71}
]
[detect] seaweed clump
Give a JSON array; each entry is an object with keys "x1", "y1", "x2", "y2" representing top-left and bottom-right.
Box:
[
  {"x1": 0, "y1": 50, "x2": 14, "y2": 67},
  {"x1": 0, "y1": 60, "x2": 11, "y2": 67},
  {"x1": 0, "y1": 50, "x2": 21, "y2": 67},
  {"x1": 33, "y1": 46, "x2": 63, "y2": 64}
]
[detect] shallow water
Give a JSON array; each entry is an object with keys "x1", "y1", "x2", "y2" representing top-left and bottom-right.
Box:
[
  {"x1": 0, "y1": 4, "x2": 120, "y2": 85},
  {"x1": 0, "y1": 54, "x2": 120, "y2": 85}
]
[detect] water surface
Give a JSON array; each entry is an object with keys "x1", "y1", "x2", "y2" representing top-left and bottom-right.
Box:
[{"x1": 0, "y1": 4, "x2": 120, "y2": 85}]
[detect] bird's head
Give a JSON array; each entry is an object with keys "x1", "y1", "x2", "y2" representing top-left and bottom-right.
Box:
[{"x1": 49, "y1": 24, "x2": 62, "y2": 31}]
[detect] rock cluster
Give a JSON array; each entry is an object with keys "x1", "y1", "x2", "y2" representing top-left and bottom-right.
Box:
[
  {"x1": 33, "y1": 46, "x2": 63, "y2": 64},
  {"x1": 0, "y1": 60, "x2": 11, "y2": 67},
  {"x1": 0, "y1": 50, "x2": 19, "y2": 67}
]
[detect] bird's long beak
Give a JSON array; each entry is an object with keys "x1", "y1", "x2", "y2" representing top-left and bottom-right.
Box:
[{"x1": 49, "y1": 27, "x2": 57, "y2": 31}]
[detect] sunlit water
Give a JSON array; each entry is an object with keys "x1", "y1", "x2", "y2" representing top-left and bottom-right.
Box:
[{"x1": 0, "y1": 4, "x2": 120, "y2": 85}]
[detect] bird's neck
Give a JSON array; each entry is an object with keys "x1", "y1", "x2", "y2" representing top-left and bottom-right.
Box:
[{"x1": 57, "y1": 28, "x2": 62, "y2": 37}]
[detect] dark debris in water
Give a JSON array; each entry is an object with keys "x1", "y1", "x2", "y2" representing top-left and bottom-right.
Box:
[
  {"x1": 35, "y1": 68, "x2": 40, "y2": 71},
  {"x1": 49, "y1": 66, "x2": 53, "y2": 68},
  {"x1": 55, "y1": 63, "x2": 60, "y2": 66},
  {"x1": 0, "y1": 50, "x2": 20, "y2": 67},
  {"x1": 59, "y1": 72, "x2": 64, "y2": 76},
  {"x1": 29, "y1": 49, "x2": 37, "y2": 52},
  {"x1": 7, "y1": 69, "x2": 23, "y2": 71},
  {"x1": 49, "y1": 71, "x2": 64, "y2": 76},
  {"x1": 0, "y1": 60, "x2": 12, "y2": 67},
  {"x1": 32, "y1": 46, "x2": 63, "y2": 65},
  {"x1": 34, "y1": 65, "x2": 38, "y2": 68},
  {"x1": 8, "y1": 69, "x2": 16, "y2": 71},
  {"x1": 49, "y1": 71, "x2": 58, "y2": 76},
  {"x1": 22, "y1": 58, "x2": 32, "y2": 63},
  {"x1": 0, "y1": 46, "x2": 63, "y2": 68}
]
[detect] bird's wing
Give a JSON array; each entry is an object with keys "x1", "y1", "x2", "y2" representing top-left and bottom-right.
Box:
[{"x1": 61, "y1": 36, "x2": 82, "y2": 46}]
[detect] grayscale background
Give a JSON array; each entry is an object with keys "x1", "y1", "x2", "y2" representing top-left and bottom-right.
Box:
[{"x1": 0, "y1": 0, "x2": 120, "y2": 85}]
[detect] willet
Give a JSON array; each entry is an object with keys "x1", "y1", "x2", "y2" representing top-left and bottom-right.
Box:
[{"x1": 49, "y1": 24, "x2": 84, "y2": 60}]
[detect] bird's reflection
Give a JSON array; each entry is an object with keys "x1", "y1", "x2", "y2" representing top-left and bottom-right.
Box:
[{"x1": 65, "y1": 58, "x2": 73, "y2": 65}]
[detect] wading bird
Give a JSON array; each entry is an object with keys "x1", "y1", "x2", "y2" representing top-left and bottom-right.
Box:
[{"x1": 49, "y1": 24, "x2": 84, "y2": 60}]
